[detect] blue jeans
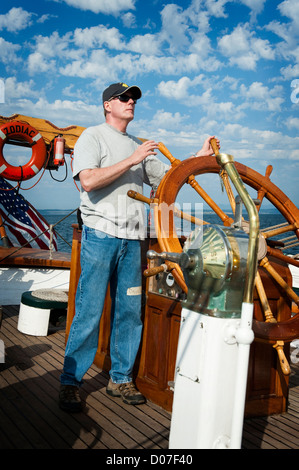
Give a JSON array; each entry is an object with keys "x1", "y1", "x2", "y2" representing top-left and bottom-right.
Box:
[{"x1": 61, "y1": 225, "x2": 143, "y2": 386}]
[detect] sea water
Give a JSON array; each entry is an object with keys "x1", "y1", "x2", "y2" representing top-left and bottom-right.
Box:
[{"x1": 41, "y1": 208, "x2": 299, "y2": 257}]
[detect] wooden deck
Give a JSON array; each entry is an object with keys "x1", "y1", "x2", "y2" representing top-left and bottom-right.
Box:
[{"x1": 0, "y1": 305, "x2": 298, "y2": 450}]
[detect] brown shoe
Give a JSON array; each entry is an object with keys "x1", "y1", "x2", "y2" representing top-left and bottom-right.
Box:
[
  {"x1": 106, "y1": 379, "x2": 146, "y2": 405},
  {"x1": 59, "y1": 385, "x2": 82, "y2": 412}
]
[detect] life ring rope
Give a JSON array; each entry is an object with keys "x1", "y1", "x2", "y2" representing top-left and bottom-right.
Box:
[{"x1": 0, "y1": 120, "x2": 47, "y2": 182}]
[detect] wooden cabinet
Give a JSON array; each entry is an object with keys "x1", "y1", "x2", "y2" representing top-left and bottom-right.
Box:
[{"x1": 136, "y1": 293, "x2": 181, "y2": 411}]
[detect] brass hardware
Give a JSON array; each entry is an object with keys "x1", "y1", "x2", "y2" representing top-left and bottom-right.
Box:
[{"x1": 216, "y1": 153, "x2": 259, "y2": 305}]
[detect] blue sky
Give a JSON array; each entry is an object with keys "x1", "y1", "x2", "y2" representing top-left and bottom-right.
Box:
[{"x1": 0, "y1": 0, "x2": 298, "y2": 210}]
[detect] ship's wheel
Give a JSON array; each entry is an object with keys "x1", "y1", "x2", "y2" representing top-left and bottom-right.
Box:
[{"x1": 143, "y1": 143, "x2": 299, "y2": 375}]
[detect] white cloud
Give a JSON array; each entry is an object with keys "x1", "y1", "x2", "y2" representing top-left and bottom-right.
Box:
[
  {"x1": 37, "y1": 14, "x2": 58, "y2": 24},
  {"x1": 265, "y1": 20, "x2": 290, "y2": 45},
  {"x1": 127, "y1": 34, "x2": 162, "y2": 56},
  {"x1": 203, "y1": 0, "x2": 228, "y2": 18},
  {"x1": 33, "y1": 31, "x2": 72, "y2": 58},
  {"x1": 281, "y1": 63, "x2": 299, "y2": 81},
  {"x1": 160, "y1": 4, "x2": 190, "y2": 53},
  {"x1": 222, "y1": 122, "x2": 298, "y2": 153},
  {"x1": 200, "y1": 0, "x2": 267, "y2": 24},
  {"x1": 189, "y1": 32, "x2": 212, "y2": 58},
  {"x1": 290, "y1": 149, "x2": 299, "y2": 160},
  {"x1": 222, "y1": 75, "x2": 240, "y2": 91},
  {"x1": 151, "y1": 110, "x2": 187, "y2": 130},
  {"x1": 231, "y1": 53, "x2": 258, "y2": 71},
  {"x1": 218, "y1": 23, "x2": 275, "y2": 70},
  {"x1": 0, "y1": 38, "x2": 21, "y2": 65},
  {"x1": 157, "y1": 1, "x2": 217, "y2": 63},
  {"x1": 239, "y1": 0, "x2": 267, "y2": 21},
  {"x1": 27, "y1": 31, "x2": 73, "y2": 75},
  {"x1": 28, "y1": 52, "x2": 55, "y2": 75},
  {"x1": 0, "y1": 96, "x2": 100, "y2": 128},
  {"x1": 74, "y1": 25, "x2": 161, "y2": 56},
  {"x1": 239, "y1": 82, "x2": 284, "y2": 112},
  {"x1": 214, "y1": 123, "x2": 299, "y2": 188},
  {"x1": 73, "y1": 26, "x2": 125, "y2": 50},
  {"x1": 156, "y1": 75, "x2": 245, "y2": 126},
  {"x1": 240, "y1": 0, "x2": 266, "y2": 11},
  {"x1": 60, "y1": 49, "x2": 211, "y2": 84},
  {"x1": 278, "y1": 0, "x2": 299, "y2": 27},
  {"x1": 60, "y1": 49, "x2": 120, "y2": 83},
  {"x1": 28, "y1": 22, "x2": 214, "y2": 82},
  {"x1": 33, "y1": 97, "x2": 100, "y2": 124},
  {"x1": 219, "y1": 25, "x2": 251, "y2": 53},
  {"x1": 0, "y1": 7, "x2": 33, "y2": 32},
  {"x1": 265, "y1": 0, "x2": 299, "y2": 69},
  {"x1": 2, "y1": 77, "x2": 40, "y2": 100},
  {"x1": 60, "y1": 0, "x2": 136, "y2": 15},
  {"x1": 157, "y1": 77, "x2": 192, "y2": 100},
  {"x1": 286, "y1": 117, "x2": 299, "y2": 130},
  {"x1": 122, "y1": 12, "x2": 136, "y2": 28},
  {"x1": 135, "y1": 53, "x2": 200, "y2": 77},
  {"x1": 252, "y1": 38, "x2": 275, "y2": 60},
  {"x1": 19, "y1": 2, "x2": 221, "y2": 85}
]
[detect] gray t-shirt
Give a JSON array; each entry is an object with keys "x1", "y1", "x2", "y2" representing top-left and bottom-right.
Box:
[{"x1": 73, "y1": 123, "x2": 169, "y2": 240}]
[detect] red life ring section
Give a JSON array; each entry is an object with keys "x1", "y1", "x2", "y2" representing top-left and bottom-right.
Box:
[{"x1": 0, "y1": 121, "x2": 47, "y2": 181}]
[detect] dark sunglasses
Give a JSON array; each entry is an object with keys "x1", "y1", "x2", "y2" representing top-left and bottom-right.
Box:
[{"x1": 110, "y1": 94, "x2": 137, "y2": 104}]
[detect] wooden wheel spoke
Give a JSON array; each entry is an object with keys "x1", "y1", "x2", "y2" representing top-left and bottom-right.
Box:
[
  {"x1": 256, "y1": 165, "x2": 273, "y2": 212},
  {"x1": 262, "y1": 223, "x2": 297, "y2": 239},
  {"x1": 187, "y1": 174, "x2": 233, "y2": 226},
  {"x1": 266, "y1": 246, "x2": 299, "y2": 268},
  {"x1": 159, "y1": 139, "x2": 234, "y2": 226},
  {"x1": 173, "y1": 206, "x2": 207, "y2": 227},
  {"x1": 127, "y1": 189, "x2": 207, "y2": 228},
  {"x1": 153, "y1": 202, "x2": 188, "y2": 293},
  {"x1": 273, "y1": 341, "x2": 291, "y2": 376},
  {"x1": 158, "y1": 141, "x2": 182, "y2": 167},
  {"x1": 259, "y1": 256, "x2": 299, "y2": 306},
  {"x1": 255, "y1": 271, "x2": 291, "y2": 375},
  {"x1": 219, "y1": 169, "x2": 236, "y2": 214},
  {"x1": 255, "y1": 271, "x2": 276, "y2": 323}
]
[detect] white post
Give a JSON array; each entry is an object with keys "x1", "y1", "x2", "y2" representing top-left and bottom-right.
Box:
[{"x1": 229, "y1": 302, "x2": 254, "y2": 449}]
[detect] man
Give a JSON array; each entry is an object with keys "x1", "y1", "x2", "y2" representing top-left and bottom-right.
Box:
[{"x1": 59, "y1": 82, "x2": 218, "y2": 412}]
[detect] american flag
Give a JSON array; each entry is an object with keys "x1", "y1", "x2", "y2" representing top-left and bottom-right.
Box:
[{"x1": 0, "y1": 177, "x2": 58, "y2": 250}]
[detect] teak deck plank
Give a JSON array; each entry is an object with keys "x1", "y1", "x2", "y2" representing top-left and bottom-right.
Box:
[
  {"x1": 0, "y1": 246, "x2": 71, "y2": 268},
  {"x1": 0, "y1": 305, "x2": 298, "y2": 450}
]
